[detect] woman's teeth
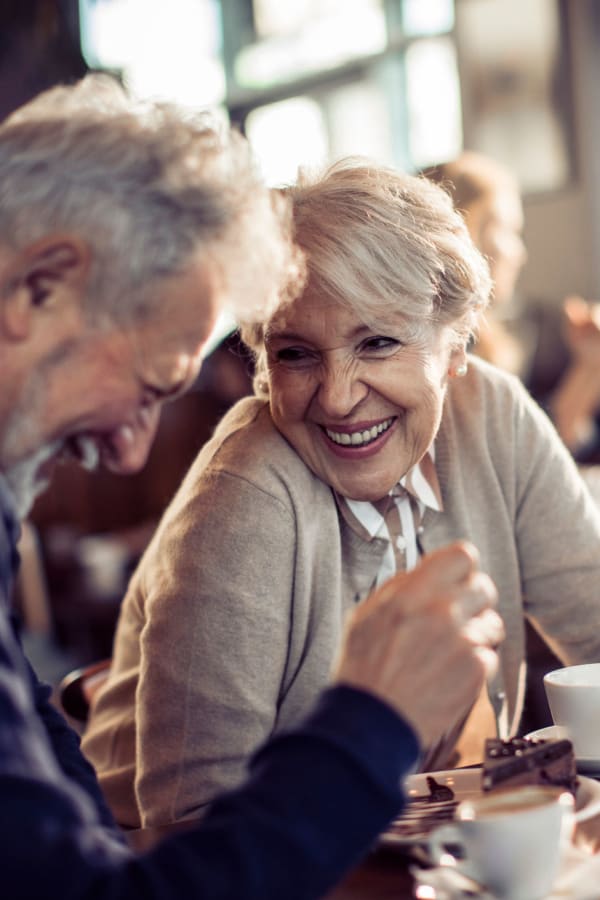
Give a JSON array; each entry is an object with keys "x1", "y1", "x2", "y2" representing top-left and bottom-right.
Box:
[{"x1": 325, "y1": 417, "x2": 394, "y2": 447}]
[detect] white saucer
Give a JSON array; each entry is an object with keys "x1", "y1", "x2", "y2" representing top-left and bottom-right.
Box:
[
  {"x1": 524, "y1": 725, "x2": 600, "y2": 776},
  {"x1": 381, "y1": 767, "x2": 600, "y2": 848}
]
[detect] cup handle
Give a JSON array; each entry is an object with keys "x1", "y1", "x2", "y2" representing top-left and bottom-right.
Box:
[{"x1": 428, "y1": 823, "x2": 465, "y2": 867}]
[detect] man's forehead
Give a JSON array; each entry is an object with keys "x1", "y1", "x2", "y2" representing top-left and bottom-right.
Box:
[{"x1": 199, "y1": 310, "x2": 237, "y2": 360}]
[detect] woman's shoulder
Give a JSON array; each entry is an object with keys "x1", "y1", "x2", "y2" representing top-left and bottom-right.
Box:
[
  {"x1": 207, "y1": 395, "x2": 297, "y2": 459},
  {"x1": 443, "y1": 354, "x2": 558, "y2": 451},
  {"x1": 189, "y1": 396, "x2": 327, "y2": 496},
  {"x1": 448, "y1": 354, "x2": 532, "y2": 414}
]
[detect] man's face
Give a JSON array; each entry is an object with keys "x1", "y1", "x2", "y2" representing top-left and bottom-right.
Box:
[{"x1": 1, "y1": 255, "x2": 221, "y2": 517}]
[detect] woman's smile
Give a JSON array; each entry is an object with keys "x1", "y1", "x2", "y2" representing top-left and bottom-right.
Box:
[{"x1": 321, "y1": 416, "x2": 397, "y2": 458}]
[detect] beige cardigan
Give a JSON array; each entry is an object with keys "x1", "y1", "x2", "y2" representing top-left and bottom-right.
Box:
[{"x1": 83, "y1": 357, "x2": 600, "y2": 827}]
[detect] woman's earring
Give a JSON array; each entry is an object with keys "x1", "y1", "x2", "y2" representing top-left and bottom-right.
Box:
[{"x1": 454, "y1": 362, "x2": 468, "y2": 377}]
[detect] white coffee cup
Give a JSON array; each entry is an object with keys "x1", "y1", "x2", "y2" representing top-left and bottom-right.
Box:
[
  {"x1": 544, "y1": 663, "x2": 600, "y2": 760},
  {"x1": 427, "y1": 785, "x2": 574, "y2": 900}
]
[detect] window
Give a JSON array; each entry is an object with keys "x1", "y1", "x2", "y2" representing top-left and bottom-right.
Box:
[
  {"x1": 79, "y1": 1, "x2": 460, "y2": 182},
  {"x1": 79, "y1": 0, "x2": 225, "y2": 109},
  {"x1": 455, "y1": 0, "x2": 572, "y2": 192},
  {"x1": 78, "y1": 1, "x2": 572, "y2": 191},
  {"x1": 226, "y1": 0, "x2": 460, "y2": 184}
]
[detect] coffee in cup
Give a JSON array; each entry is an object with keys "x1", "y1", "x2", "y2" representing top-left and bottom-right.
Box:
[
  {"x1": 427, "y1": 785, "x2": 574, "y2": 900},
  {"x1": 544, "y1": 663, "x2": 600, "y2": 760}
]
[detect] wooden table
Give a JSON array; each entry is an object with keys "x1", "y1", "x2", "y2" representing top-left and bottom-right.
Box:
[
  {"x1": 128, "y1": 821, "x2": 415, "y2": 897},
  {"x1": 127, "y1": 800, "x2": 600, "y2": 899},
  {"x1": 325, "y1": 848, "x2": 414, "y2": 898}
]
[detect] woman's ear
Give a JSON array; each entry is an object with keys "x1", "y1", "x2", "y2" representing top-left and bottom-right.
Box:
[{"x1": 0, "y1": 235, "x2": 91, "y2": 341}]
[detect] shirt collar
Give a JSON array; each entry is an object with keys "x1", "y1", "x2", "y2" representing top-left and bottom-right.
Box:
[
  {"x1": 0, "y1": 474, "x2": 22, "y2": 607},
  {"x1": 335, "y1": 445, "x2": 443, "y2": 541}
]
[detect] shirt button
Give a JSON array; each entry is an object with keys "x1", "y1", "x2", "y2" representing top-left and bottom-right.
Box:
[
  {"x1": 417, "y1": 525, "x2": 424, "y2": 535},
  {"x1": 396, "y1": 535, "x2": 407, "y2": 550}
]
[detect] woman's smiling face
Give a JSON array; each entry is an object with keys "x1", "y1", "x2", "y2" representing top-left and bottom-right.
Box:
[{"x1": 266, "y1": 293, "x2": 460, "y2": 501}]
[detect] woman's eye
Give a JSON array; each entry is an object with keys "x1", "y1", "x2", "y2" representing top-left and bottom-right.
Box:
[
  {"x1": 274, "y1": 346, "x2": 317, "y2": 367},
  {"x1": 359, "y1": 336, "x2": 401, "y2": 355}
]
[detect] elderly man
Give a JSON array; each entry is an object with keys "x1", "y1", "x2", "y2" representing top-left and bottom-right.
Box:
[{"x1": 0, "y1": 74, "x2": 500, "y2": 900}]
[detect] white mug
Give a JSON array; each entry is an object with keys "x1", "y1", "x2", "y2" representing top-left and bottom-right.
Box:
[
  {"x1": 544, "y1": 664, "x2": 600, "y2": 760},
  {"x1": 427, "y1": 785, "x2": 575, "y2": 900}
]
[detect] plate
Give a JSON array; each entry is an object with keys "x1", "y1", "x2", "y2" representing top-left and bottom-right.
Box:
[
  {"x1": 380, "y1": 767, "x2": 600, "y2": 849},
  {"x1": 525, "y1": 725, "x2": 600, "y2": 776}
]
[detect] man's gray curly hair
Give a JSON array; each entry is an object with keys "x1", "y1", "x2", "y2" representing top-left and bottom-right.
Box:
[{"x1": 0, "y1": 73, "x2": 304, "y2": 326}]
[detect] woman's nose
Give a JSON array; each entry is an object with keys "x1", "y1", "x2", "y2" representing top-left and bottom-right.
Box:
[
  {"x1": 102, "y1": 404, "x2": 161, "y2": 475},
  {"x1": 316, "y1": 362, "x2": 368, "y2": 417}
]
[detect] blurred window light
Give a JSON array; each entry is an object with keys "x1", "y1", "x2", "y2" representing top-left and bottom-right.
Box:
[
  {"x1": 79, "y1": 0, "x2": 225, "y2": 107},
  {"x1": 326, "y1": 80, "x2": 395, "y2": 165},
  {"x1": 245, "y1": 98, "x2": 328, "y2": 186},
  {"x1": 235, "y1": 0, "x2": 386, "y2": 88},
  {"x1": 245, "y1": 76, "x2": 400, "y2": 188},
  {"x1": 402, "y1": 0, "x2": 454, "y2": 37},
  {"x1": 251, "y1": 0, "x2": 384, "y2": 40},
  {"x1": 405, "y1": 37, "x2": 462, "y2": 167}
]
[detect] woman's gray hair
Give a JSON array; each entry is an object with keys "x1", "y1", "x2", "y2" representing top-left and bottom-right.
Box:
[
  {"x1": 0, "y1": 73, "x2": 303, "y2": 326},
  {"x1": 241, "y1": 157, "x2": 492, "y2": 396}
]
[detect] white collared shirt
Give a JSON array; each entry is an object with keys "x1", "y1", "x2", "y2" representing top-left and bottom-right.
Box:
[{"x1": 338, "y1": 447, "x2": 443, "y2": 585}]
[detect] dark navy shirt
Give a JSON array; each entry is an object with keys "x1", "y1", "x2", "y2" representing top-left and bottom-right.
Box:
[{"x1": 0, "y1": 475, "x2": 419, "y2": 900}]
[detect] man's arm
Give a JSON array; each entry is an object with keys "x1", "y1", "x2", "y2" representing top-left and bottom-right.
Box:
[
  {"x1": 1, "y1": 621, "x2": 416, "y2": 900},
  {"x1": 2, "y1": 542, "x2": 499, "y2": 900},
  {"x1": 24, "y1": 654, "x2": 123, "y2": 834}
]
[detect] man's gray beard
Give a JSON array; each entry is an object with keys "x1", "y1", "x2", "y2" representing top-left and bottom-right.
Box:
[
  {"x1": 3, "y1": 436, "x2": 101, "y2": 520},
  {"x1": 3, "y1": 443, "x2": 61, "y2": 519}
]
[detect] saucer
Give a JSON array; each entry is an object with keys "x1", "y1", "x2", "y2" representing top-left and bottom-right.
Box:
[
  {"x1": 381, "y1": 767, "x2": 600, "y2": 849},
  {"x1": 524, "y1": 725, "x2": 600, "y2": 776}
]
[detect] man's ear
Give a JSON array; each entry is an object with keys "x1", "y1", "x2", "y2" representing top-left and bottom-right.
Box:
[{"x1": 0, "y1": 235, "x2": 91, "y2": 341}]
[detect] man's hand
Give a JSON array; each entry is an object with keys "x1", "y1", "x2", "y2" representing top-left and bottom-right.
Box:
[{"x1": 332, "y1": 541, "x2": 502, "y2": 748}]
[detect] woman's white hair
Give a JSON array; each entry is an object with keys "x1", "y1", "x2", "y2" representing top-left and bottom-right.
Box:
[
  {"x1": 0, "y1": 73, "x2": 304, "y2": 326},
  {"x1": 241, "y1": 157, "x2": 492, "y2": 396}
]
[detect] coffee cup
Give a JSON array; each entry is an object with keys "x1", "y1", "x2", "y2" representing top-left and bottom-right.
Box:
[
  {"x1": 427, "y1": 785, "x2": 574, "y2": 900},
  {"x1": 544, "y1": 663, "x2": 600, "y2": 760}
]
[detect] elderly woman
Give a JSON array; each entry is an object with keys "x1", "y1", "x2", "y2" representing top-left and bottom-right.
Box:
[{"x1": 83, "y1": 159, "x2": 600, "y2": 828}]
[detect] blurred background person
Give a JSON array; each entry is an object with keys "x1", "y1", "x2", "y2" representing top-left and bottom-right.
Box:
[{"x1": 424, "y1": 151, "x2": 600, "y2": 462}]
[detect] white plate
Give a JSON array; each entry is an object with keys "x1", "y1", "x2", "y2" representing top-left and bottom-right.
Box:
[
  {"x1": 525, "y1": 725, "x2": 600, "y2": 775},
  {"x1": 381, "y1": 767, "x2": 600, "y2": 849}
]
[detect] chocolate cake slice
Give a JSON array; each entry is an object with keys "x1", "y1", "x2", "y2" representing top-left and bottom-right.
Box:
[{"x1": 482, "y1": 737, "x2": 578, "y2": 793}]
